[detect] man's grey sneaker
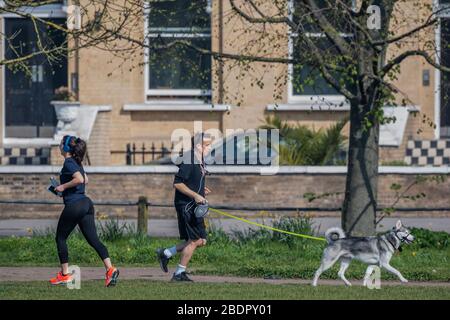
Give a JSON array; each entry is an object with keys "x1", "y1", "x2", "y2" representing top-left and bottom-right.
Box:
[
  {"x1": 171, "y1": 272, "x2": 193, "y2": 282},
  {"x1": 156, "y1": 248, "x2": 170, "y2": 273}
]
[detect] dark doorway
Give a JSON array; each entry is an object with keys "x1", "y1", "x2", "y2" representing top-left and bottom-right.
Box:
[{"x1": 4, "y1": 18, "x2": 67, "y2": 138}]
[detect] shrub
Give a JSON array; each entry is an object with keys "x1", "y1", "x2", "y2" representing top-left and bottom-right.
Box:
[
  {"x1": 410, "y1": 227, "x2": 450, "y2": 249},
  {"x1": 98, "y1": 217, "x2": 136, "y2": 242},
  {"x1": 272, "y1": 214, "x2": 318, "y2": 247},
  {"x1": 207, "y1": 223, "x2": 231, "y2": 244},
  {"x1": 259, "y1": 115, "x2": 348, "y2": 165},
  {"x1": 208, "y1": 214, "x2": 319, "y2": 247}
]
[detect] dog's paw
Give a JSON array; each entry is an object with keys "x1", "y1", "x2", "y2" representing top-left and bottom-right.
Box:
[{"x1": 400, "y1": 278, "x2": 408, "y2": 283}]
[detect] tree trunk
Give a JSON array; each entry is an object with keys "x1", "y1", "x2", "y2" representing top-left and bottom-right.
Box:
[{"x1": 342, "y1": 100, "x2": 379, "y2": 236}]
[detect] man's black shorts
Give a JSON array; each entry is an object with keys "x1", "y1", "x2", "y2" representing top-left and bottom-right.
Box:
[{"x1": 175, "y1": 203, "x2": 207, "y2": 241}]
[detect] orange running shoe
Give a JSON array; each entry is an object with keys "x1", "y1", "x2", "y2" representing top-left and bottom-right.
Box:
[
  {"x1": 105, "y1": 267, "x2": 119, "y2": 287},
  {"x1": 50, "y1": 271, "x2": 73, "y2": 285}
]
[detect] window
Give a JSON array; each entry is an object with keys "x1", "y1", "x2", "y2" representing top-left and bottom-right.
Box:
[
  {"x1": 291, "y1": 37, "x2": 342, "y2": 96},
  {"x1": 145, "y1": 0, "x2": 212, "y2": 97},
  {"x1": 289, "y1": 0, "x2": 353, "y2": 106}
]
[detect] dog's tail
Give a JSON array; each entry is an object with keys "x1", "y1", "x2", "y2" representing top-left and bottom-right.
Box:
[{"x1": 325, "y1": 227, "x2": 346, "y2": 244}]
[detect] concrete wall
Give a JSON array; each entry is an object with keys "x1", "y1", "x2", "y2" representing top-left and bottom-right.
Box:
[{"x1": 0, "y1": 166, "x2": 449, "y2": 219}]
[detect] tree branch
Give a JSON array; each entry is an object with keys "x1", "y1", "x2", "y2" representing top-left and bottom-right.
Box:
[
  {"x1": 301, "y1": 0, "x2": 352, "y2": 56},
  {"x1": 382, "y1": 50, "x2": 450, "y2": 77},
  {"x1": 229, "y1": 0, "x2": 293, "y2": 25},
  {"x1": 373, "y1": 14, "x2": 438, "y2": 46}
]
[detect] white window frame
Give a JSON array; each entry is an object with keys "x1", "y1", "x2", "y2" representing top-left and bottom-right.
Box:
[
  {"x1": 287, "y1": 0, "x2": 353, "y2": 107},
  {"x1": 143, "y1": 3, "x2": 212, "y2": 99},
  {"x1": 1, "y1": 3, "x2": 67, "y2": 145}
]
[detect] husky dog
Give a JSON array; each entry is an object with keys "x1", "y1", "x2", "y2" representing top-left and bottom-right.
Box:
[{"x1": 312, "y1": 220, "x2": 414, "y2": 286}]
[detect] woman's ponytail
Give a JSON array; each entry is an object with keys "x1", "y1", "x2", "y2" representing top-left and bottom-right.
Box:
[{"x1": 71, "y1": 137, "x2": 87, "y2": 165}]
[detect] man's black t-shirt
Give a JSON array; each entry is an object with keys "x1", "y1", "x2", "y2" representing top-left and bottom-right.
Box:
[{"x1": 173, "y1": 154, "x2": 206, "y2": 205}]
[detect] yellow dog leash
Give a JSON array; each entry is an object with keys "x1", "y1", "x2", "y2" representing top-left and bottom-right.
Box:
[{"x1": 209, "y1": 207, "x2": 326, "y2": 242}]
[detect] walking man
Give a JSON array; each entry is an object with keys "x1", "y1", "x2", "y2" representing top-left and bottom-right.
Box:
[{"x1": 156, "y1": 132, "x2": 212, "y2": 281}]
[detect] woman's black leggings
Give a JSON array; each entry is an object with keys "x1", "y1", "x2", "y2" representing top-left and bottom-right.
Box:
[{"x1": 56, "y1": 197, "x2": 109, "y2": 264}]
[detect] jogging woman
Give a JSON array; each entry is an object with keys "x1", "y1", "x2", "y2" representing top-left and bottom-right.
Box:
[{"x1": 50, "y1": 135, "x2": 119, "y2": 287}]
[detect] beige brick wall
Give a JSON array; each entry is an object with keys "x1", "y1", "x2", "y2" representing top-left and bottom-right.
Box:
[
  {"x1": 73, "y1": 0, "x2": 438, "y2": 165},
  {"x1": 87, "y1": 110, "x2": 111, "y2": 165},
  {"x1": 50, "y1": 146, "x2": 64, "y2": 166},
  {"x1": 387, "y1": 0, "x2": 436, "y2": 141},
  {"x1": 0, "y1": 1, "x2": 443, "y2": 165},
  {"x1": 379, "y1": 110, "x2": 432, "y2": 163}
]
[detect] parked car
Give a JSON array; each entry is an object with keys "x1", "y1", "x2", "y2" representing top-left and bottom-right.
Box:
[{"x1": 151, "y1": 131, "x2": 278, "y2": 165}]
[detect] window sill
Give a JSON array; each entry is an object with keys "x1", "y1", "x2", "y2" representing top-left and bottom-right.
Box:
[
  {"x1": 269, "y1": 95, "x2": 350, "y2": 111},
  {"x1": 267, "y1": 98, "x2": 421, "y2": 113},
  {"x1": 123, "y1": 102, "x2": 230, "y2": 112},
  {"x1": 96, "y1": 105, "x2": 112, "y2": 112},
  {"x1": 266, "y1": 103, "x2": 350, "y2": 111},
  {"x1": 0, "y1": 3, "x2": 67, "y2": 17},
  {"x1": 3, "y1": 138, "x2": 54, "y2": 147}
]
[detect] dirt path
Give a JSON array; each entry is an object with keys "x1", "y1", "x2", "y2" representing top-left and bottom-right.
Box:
[{"x1": 0, "y1": 267, "x2": 449, "y2": 287}]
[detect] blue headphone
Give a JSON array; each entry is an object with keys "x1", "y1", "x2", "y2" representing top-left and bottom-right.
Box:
[{"x1": 63, "y1": 136, "x2": 74, "y2": 153}]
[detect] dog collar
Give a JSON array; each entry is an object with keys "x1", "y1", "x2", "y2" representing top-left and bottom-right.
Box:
[{"x1": 386, "y1": 236, "x2": 401, "y2": 253}]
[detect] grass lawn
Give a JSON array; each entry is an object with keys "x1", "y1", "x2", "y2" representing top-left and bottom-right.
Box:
[
  {"x1": 0, "y1": 232, "x2": 449, "y2": 282},
  {"x1": 1, "y1": 280, "x2": 449, "y2": 300}
]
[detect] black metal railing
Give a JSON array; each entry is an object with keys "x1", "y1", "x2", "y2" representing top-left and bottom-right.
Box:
[
  {"x1": 111, "y1": 142, "x2": 183, "y2": 165},
  {"x1": 1, "y1": 198, "x2": 450, "y2": 212},
  {"x1": 1, "y1": 198, "x2": 449, "y2": 234}
]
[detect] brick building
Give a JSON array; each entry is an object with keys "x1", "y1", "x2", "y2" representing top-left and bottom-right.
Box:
[{"x1": 0, "y1": 0, "x2": 449, "y2": 166}]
